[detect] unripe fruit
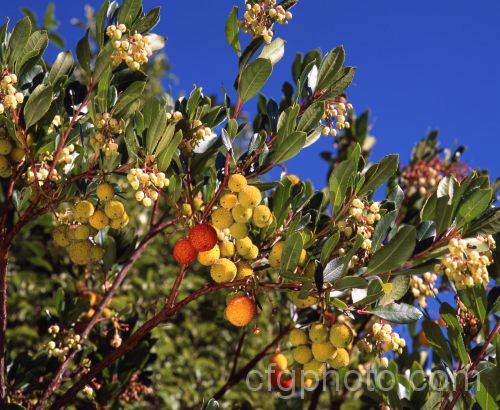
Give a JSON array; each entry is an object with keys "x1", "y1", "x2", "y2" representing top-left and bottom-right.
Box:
[
  {"x1": 211, "y1": 208, "x2": 234, "y2": 229},
  {"x1": 197, "y1": 244, "x2": 220, "y2": 266},
  {"x1": 238, "y1": 186, "x2": 261, "y2": 208},
  {"x1": 0, "y1": 139, "x2": 12, "y2": 155},
  {"x1": 182, "y1": 203, "x2": 192, "y2": 217},
  {"x1": 252, "y1": 205, "x2": 272, "y2": 227},
  {"x1": 228, "y1": 174, "x2": 248, "y2": 193},
  {"x1": 329, "y1": 323, "x2": 353, "y2": 348},
  {"x1": 210, "y1": 258, "x2": 237, "y2": 283},
  {"x1": 104, "y1": 200, "x2": 125, "y2": 219},
  {"x1": 292, "y1": 345, "x2": 313, "y2": 364},
  {"x1": 232, "y1": 204, "x2": 253, "y2": 223},
  {"x1": 270, "y1": 353, "x2": 288, "y2": 371},
  {"x1": 220, "y1": 193, "x2": 238, "y2": 209},
  {"x1": 0, "y1": 155, "x2": 8, "y2": 173},
  {"x1": 289, "y1": 292, "x2": 318, "y2": 308},
  {"x1": 225, "y1": 295, "x2": 256, "y2": 326},
  {"x1": 235, "y1": 261, "x2": 254, "y2": 280},
  {"x1": 96, "y1": 183, "x2": 114, "y2": 201},
  {"x1": 289, "y1": 328, "x2": 308, "y2": 346},
  {"x1": 109, "y1": 212, "x2": 129, "y2": 229},
  {"x1": 188, "y1": 223, "x2": 218, "y2": 251},
  {"x1": 303, "y1": 359, "x2": 325, "y2": 377},
  {"x1": 53, "y1": 226, "x2": 70, "y2": 247},
  {"x1": 173, "y1": 238, "x2": 198, "y2": 265},
  {"x1": 243, "y1": 244, "x2": 259, "y2": 260},
  {"x1": 269, "y1": 241, "x2": 285, "y2": 269},
  {"x1": 9, "y1": 147, "x2": 25, "y2": 163},
  {"x1": 89, "y1": 209, "x2": 109, "y2": 230},
  {"x1": 68, "y1": 240, "x2": 92, "y2": 265},
  {"x1": 309, "y1": 322, "x2": 329, "y2": 343},
  {"x1": 74, "y1": 200, "x2": 95, "y2": 222},
  {"x1": 229, "y1": 222, "x2": 248, "y2": 239},
  {"x1": 74, "y1": 224, "x2": 90, "y2": 240},
  {"x1": 327, "y1": 347, "x2": 349, "y2": 369},
  {"x1": 219, "y1": 240, "x2": 235, "y2": 257},
  {"x1": 193, "y1": 196, "x2": 204, "y2": 211},
  {"x1": 311, "y1": 342, "x2": 335, "y2": 362},
  {"x1": 90, "y1": 245, "x2": 105, "y2": 261},
  {"x1": 236, "y1": 237, "x2": 253, "y2": 256}
]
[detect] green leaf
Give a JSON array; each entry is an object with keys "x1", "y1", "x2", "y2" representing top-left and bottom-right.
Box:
[
  {"x1": 320, "y1": 231, "x2": 340, "y2": 266},
  {"x1": 112, "y1": 81, "x2": 146, "y2": 117},
  {"x1": 24, "y1": 85, "x2": 53, "y2": 129},
  {"x1": 47, "y1": 51, "x2": 73, "y2": 85},
  {"x1": 96, "y1": 67, "x2": 112, "y2": 112},
  {"x1": 466, "y1": 207, "x2": 500, "y2": 235},
  {"x1": 117, "y1": 0, "x2": 142, "y2": 26},
  {"x1": 124, "y1": 122, "x2": 139, "y2": 160},
  {"x1": 318, "y1": 66, "x2": 355, "y2": 101},
  {"x1": 316, "y1": 46, "x2": 345, "y2": 92},
  {"x1": 133, "y1": 7, "x2": 161, "y2": 33},
  {"x1": 280, "y1": 232, "x2": 303, "y2": 273},
  {"x1": 358, "y1": 154, "x2": 399, "y2": 196},
  {"x1": 297, "y1": 101, "x2": 324, "y2": 132},
  {"x1": 335, "y1": 276, "x2": 368, "y2": 291},
  {"x1": 371, "y1": 210, "x2": 397, "y2": 252},
  {"x1": 205, "y1": 399, "x2": 220, "y2": 410},
  {"x1": 76, "y1": 30, "x2": 92, "y2": 73},
  {"x1": 146, "y1": 106, "x2": 167, "y2": 153},
  {"x1": 371, "y1": 303, "x2": 422, "y2": 324},
  {"x1": 95, "y1": 0, "x2": 110, "y2": 50},
  {"x1": 367, "y1": 225, "x2": 416, "y2": 275},
  {"x1": 323, "y1": 256, "x2": 345, "y2": 283},
  {"x1": 8, "y1": 16, "x2": 32, "y2": 68},
  {"x1": 17, "y1": 30, "x2": 48, "y2": 74},
  {"x1": 270, "y1": 131, "x2": 306, "y2": 164},
  {"x1": 380, "y1": 275, "x2": 410, "y2": 304},
  {"x1": 458, "y1": 188, "x2": 492, "y2": 223},
  {"x1": 186, "y1": 87, "x2": 202, "y2": 120},
  {"x1": 238, "y1": 58, "x2": 272, "y2": 103},
  {"x1": 459, "y1": 286, "x2": 487, "y2": 323},
  {"x1": 157, "y1": 130, "x2": 182, "y2": 171},
  {"x1": 328, "y1": 159, "x2": 355, "y2": 217},
  {"x1": 259, "y1": 37, "x2": 285, "y2": 65},
  {"x1": 55, "y1": 288, "x2": 64, "y2": 315},
  {"x1": 93, "y1": 42, "x2": 114, "y2": 82},
  {"x1": 224, "y1": 6, "x2": 240, "y2": 55},
  {"x1": 43, "y1": 3, "x2": 58, "y2": 30},
  {"x1": 422, "y1": 319, "x2": 452, "y2": 364},
  {"x1": 475, "y1": 368, "x2": 498, "y2": 410}
]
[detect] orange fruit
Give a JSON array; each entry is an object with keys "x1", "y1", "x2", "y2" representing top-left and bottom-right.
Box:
[
  {"x1": 225, "y1": 295, "x2": 256, "y2": 327},
  {"x1": 173, "y1": 238, "x2": 198, "y2": 265},
  {"x1": 188, "y1": 223, "x2": 218, "y2": 251}
]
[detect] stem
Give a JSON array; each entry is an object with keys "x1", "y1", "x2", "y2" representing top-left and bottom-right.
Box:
[{"x1": 0, "y1": 246, "x2": 9, "y2": 403}]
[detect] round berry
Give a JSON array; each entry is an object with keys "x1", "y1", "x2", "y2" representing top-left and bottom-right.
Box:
[{"x1": 188, "y1": 223, "x2": 218, "y2": 252}]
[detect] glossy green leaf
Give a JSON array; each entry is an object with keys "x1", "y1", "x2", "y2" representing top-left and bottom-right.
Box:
[{"x1": 238, "y1": 58, "x2": 272, "y2": 102}]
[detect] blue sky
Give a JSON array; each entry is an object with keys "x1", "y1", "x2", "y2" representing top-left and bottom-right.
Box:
[{"x1": 3, "y1": 0, "x2": 500, "y2": 187}]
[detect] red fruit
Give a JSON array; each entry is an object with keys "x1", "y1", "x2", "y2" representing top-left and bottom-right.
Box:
[
  {"x1": 188, "y1": 223, "x2": 218, "y2": 252},
  {"x1": 173, "y1": 238, "x2": 198, "y2": 265},
  {"x1": 271, "y1": 369, "x2": 293, "y2": 391}
]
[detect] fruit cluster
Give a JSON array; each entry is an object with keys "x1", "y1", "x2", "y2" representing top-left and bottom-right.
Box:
[
  {"x1": 289, "y1": 321, "x2": 353, "y2": 382},
  {"x1": 53, "y1": 184, "x2": 128, "y2": 265},
  {"x1": 90, "y1": 112, "x2": 123, "y2": 157},
  {"x1": 0, "y1": 127, "x2": 24, "y2": 178},
  {"x1": 46, "y1": 325, "x2": 82, "y2": 361},
  {"x1": 410, "y1": 272, "x2": 438, "y2": 308},
  {"x1": 0, "y1": 72, "x2": 24, "y2": 113},
  {"x1": 126, "y1": 167, "x2": 169, "y2": 207},
  {"x1": 321, "y1": 98, "x2": 353, "y2": 137},
  {"x1": 241, "y1": 0, "x2": 292, "y2": 44},
  {"x1": 106, "y1": 24, "x2": 154, "y2": 70},
  {"x1": 435, "y1": 235, "x2": 495, "y2": 290}
]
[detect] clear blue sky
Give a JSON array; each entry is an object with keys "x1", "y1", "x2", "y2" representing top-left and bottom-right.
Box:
[{"x1": 4, "y1": 0, "x2": 500, "y2": 187}]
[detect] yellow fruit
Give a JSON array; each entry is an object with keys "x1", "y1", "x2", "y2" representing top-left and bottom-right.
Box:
[
  {"x1": 0, "y1": 155, "x2": 9, "y2": 173},
  {"x1": 309, "y1": 322, "x2": 329, "y2": 343},
  {"x1": 66, "y1": 225, "x2": 77, "y2": 241},
  {"x1": 220, "y1": 193, "x2": 238, "y2": 209},
  {"x1": 252, "y1": 205, "x2": 272, "y2": 228},
  {"x1": 9, "y1": 147, "x2": 25, "y2": 163},
  {"x1": 232, "y1": 204, "x2": 253, "y2": 223},
  {"x1": 96, "y1": 183, "x2": 114, "y2": 201},
  {"x1": 329, "y1": 323, "x2": 353, "y2": 348},
  {"x1": 235, "y1": 261, "x2": 254, "y2": 280},
  {"x1": 269, "y1": 241, "x2": 285, "y2": 269},
  {"x1": 311, "y1": 342, "x2": 335, "y2": 362},
  {"x1": 286, "y1": 174, "x2": 300, "y2": 185},
  {"x1": 236, "y1": 237, "x2": 253, "y2": 256},
  {"x1": 90, "y1": 245, "x2": 105, "y2": 261},
  {"x1": 67, "y1": 240, "x2": 92, "y2": 265},
  {"x1": 238, "y1": 186, "x2": 261, "y2": 208},
  {"x1": 182, "y1": 203, "x2": 192, "y2": 216},
  {"x1": 229, "y1": 222, "x2": 248, "y2": 239},
  {"x1": 327, "y1": 347, "x2": 350, "y2": 369},
  {"x1": 219, "y1": 240, "x2": 235, "y2": 257},
  {"x1": 228, "y1": 174, "x2": 248, "y2": 193},
  {"x1": 0, "y1": 139, "x2": 12, "y2": 155},
  {"x1": 89, "y1": 209, "x2": 109, "y2": 230},
  {"x1": 0, "y1": 167, "x2": 12, "y2": 178},
  {"x1": 74, "y1": 224, "x2": 90, "y2": 240},
  {"x1": 289, "y1": 292, "x2": 318, "y2": 308},
  {"x1": 53, "y1": 226, "x2": 70, "y2": 247},
  {"x1": 211, "y1": 208, "x2": 234, "y2": 229},
  {"x1": 270, "y1": 353, "x2": 288, "y2": 371},
  {"x1": 197, "y1": 244, "x2": 220, "y2": 266},
  {"x1": 292, "y1": 345, "x2": 313, "y2": 364},
  {"x1": 303, "y1": 359, "x2": 324, "y2": 378},
  {"x1": 298, "y1": 249, "x2": 307, "y2": 266},
  {"x1": 109, "y1": 212, "x2": 129, "y2": 229},
  {"x1": 193, "y1": 195, "x2": 204, "y2": 211},
  {"x1": 104, "y1": 200, "x2": 125, "y2": 219},
  {"x1": 210, "y1": 258, "x2": 237, "y2": 283},
  {"x1": 225, "y1": 295, "x2": 256, "y2": 327},
  {"x1": 243, "y1": 245, "x2": 259, "y2": 260},
  {"x1": 73, "y1": 200, "x2": 95, "y2": 223},
  {"x1": 289, "y1": 328, "x2": 308, "y2": 346}
]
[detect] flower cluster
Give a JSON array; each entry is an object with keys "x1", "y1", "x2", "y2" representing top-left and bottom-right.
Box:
[
  {"x1": 106, "y1": 24, "x2": 153, "y2": 70},
  {"x1": 435, "y1": 235, "x2": 495, "y2": 290},
  {"x1": 289, "y1": 321, "x2": 353, "y2": 383},
  {"x1": 321, "y1": 98, "x2": 353, "y2": 137},
  {"x1": 53, "y1": 184, "x2": 128, "y2": 265},
  {"x1": 25, "y1": 147, "x2": 76, "y2": 186},
  {"x1": 400, "y1": 158, "x2": 443, "y2": 197},
  {"x1": 358, "y1": 322, "x2": 405, "y2": 364},
  {"x1": 126, "y1": 167, "x2": 169, "y2": 207},
  {"x1": 241, "y1": 0, "x2": 292, "y2": 44},
  {"x1": 0, "y1": 127, "x2": 24, "y2": 178},
  {"x1": 0, "y1": 73, "x2": 24, "y2": 113},
  {"x1": 90, "y1": 112, "x2": 123, "y2": 156},
  {"x1": 46, "y1": 325, "x2": 82, "y2": 361},
  {"x1": 410, "y1": 272, "x2": 438, "y2": 308}
]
